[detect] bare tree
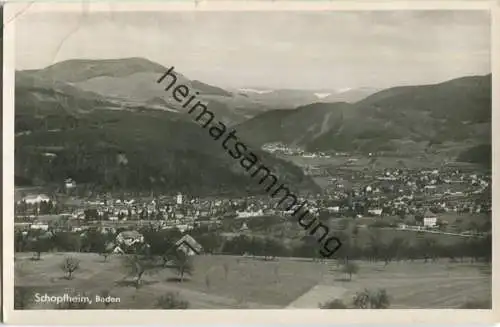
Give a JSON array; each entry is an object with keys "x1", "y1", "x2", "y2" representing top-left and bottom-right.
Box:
[
  {"x1": 353, "y1": 289, "x2": 370, "y2": 309},
  {"x1": 121, "y1": 253, "x2": 159, "y2": 288},
  {"x1": 60, "y1": 257, "x2": 80, "y2": 280},
  {"x1": 171, "y1": 251, "x2": 194, "y2": 283},
  {"x1": 100, "y1": 242, "x2": 115, "y2": 262},
  {"x1": 155, "y1": 292, "x2": 189, "y2": 309},
  {"x1": 353, "y1": 288, "x2": 390, "y2": 309},
  {"x1": 370, "y1": 289, "x2": 390, "y2": 308},
  {"x1": 341, "y1": 261, "x2": 359, "y2": 281},
  {"x1": 29, "y1": 236, "x2": 52, "y2": 261},
  {"x1": 101, "y1": 252, "x2": 111, "y2": 262}
]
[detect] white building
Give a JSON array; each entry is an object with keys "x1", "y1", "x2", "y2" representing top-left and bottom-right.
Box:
[
  {"x1": 65, "y1": 178, "x2": 76, "y2": 189},
  {"x1": 326, "y1": 206, "x2": 340, "y2": 213},
  {"x1": 424, "y1": 217, "x2": 437, "y2": 227},
  {"x1": 236, "y1": 209, "x2": 263, "y2": 218},
  {"x1": 20, "y1": 194, "x2": 51, "y2": 205},
  {"x1": 368, "y1": 208, "x2": 383, "y2": 216},
  {"x1": 30, "y1": 223, "x2": 49, "y2": 231},
  {"x1": 423, "y1": 211, "x2": 437, "y2": 227},
  {"x1": 240, "y1": 222, "x2": 249, "y2": 231},
  {"x1": 176, "y1": 193, "x2": 183, "y2": 205}
]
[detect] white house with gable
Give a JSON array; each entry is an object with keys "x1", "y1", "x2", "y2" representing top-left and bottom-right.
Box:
[{"x1": 423, "y1": 210, "x2": 437, "y2": 228}]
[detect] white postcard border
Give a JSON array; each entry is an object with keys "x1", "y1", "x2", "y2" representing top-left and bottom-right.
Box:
[{"x1": 2, "y1": 1, "x2": 499, "y2": 324}]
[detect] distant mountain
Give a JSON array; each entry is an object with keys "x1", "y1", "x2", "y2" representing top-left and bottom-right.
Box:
[
  {"x1": 16, "y1": 70, "x2": 108, "y2": 103},
  {"x1": 74, "y1": 71, "x2": 244, "y2": 125},
  {"x1": 15, "y1": 69, "x2": 320, "y2": 195},
  {"x1": 323, "y1": 87, "x2": 380, "y2": 103},
  {"x1": 310, "y1": 75, "x2": 492, "y2": 153},
  {"x1": 22, "y1": 58, "x2": 378, "y2": 125},
  {"x1": 18, "y1": 57, "x2": 491, "y2": 173},
  {"x1": 236, "y1": 87, "x2": 379, "y2": 109},
  {"x1": 22, "y1": 58, "x2": 247, "y2": 124},
  {"x1": 355, "y1": 75, "x2": 491, "y2": 124},
  {"x1": 15, "y1": 71, "x2": 117, "y2": 119},
  {"x1": 25, "y1": 57, "x2": 166, "y2": 83},
  {"x1": 236, "y1": 89, "x2": 325, "y2": 109},
  {"x1": 237, "y1": 75, "x2": 492, "y2": 156}
]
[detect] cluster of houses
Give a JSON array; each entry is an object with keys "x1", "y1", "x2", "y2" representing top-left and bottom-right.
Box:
[
  {"x1": 19, "y1": 224, "x2": 204, "y2": 257},
  {"x1": 322, "y1": 166, "x2": 489, "y2": 209},
  {"x1": 14, "y1": 164, "x2": 490, "y2": 240},
  {"x1": 112, "y1": 231, "x2": 203, "y2": 256},
  {"x1": 109, "y1": 230, "x2": 204, "y2": 256},
  {"x1": 261, "y1": 142, "x2": 331, "y2": 158}
]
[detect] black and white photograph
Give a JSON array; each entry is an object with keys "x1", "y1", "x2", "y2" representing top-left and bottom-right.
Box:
[{"x1": 2, "y1": 1, "x2": 496, "y2": 323}]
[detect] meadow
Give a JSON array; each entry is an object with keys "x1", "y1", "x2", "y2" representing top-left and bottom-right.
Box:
[{"x1": 15, "y1": 252, "x2": 491, "y2": 309}]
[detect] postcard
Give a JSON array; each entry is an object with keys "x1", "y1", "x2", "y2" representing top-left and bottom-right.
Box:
[{"x1": 2, "y1": 0, "x2": 498, "y2": 324}]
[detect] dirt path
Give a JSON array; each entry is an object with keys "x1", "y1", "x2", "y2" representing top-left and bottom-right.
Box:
[
  {"x1": 286, "y1": 285, "x2": 347, "y2": 308},
  {"x1": 285, "y1": 261, "x2": 490, "y2": 309}
]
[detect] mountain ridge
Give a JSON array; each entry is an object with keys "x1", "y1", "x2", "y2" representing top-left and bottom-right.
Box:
[
  {"x1": 22, "y1": 58, "x2": 382, "y2": 123},
  {"x1": 14, "y1": 61, "x2": 321, "y2": 195},
  {"x1": 16, "y1": 57, "x2": 491, "y2": 168},
  {"x1": 237, "y1": 74, "x2": 492, "y2": 158}
]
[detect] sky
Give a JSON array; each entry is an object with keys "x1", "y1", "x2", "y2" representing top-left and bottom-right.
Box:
[{"x1": 15, "y1": 9, "x2": 491, "y2": 90}]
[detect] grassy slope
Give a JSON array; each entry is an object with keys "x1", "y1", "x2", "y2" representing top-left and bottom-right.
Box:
[{"x1": 15, "y1": 253, "x2": 490, "y2": 309}]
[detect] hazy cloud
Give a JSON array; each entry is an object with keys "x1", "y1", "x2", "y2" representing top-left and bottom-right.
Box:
[{"x1": 16, "y1": 10, "x2": 490, "y2": 90}]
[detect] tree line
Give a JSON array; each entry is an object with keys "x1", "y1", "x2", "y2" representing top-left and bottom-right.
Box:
[{"x1": 15, "y1": 224, "x2": 491, "y2": 264}]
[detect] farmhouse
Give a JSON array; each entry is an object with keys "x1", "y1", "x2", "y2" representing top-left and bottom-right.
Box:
[
  {"x1": 98, "y1": 226, "x2": 117, "y2": 235},
  {"x1": 14, "y1": 222, "x2": 31, "y2": 231},
  {"x1": 368, "y1": 208, "x2": 383, "y2": 216},
  {"x1": 423, "y1": 210, "x2": 437, "y2": 228},
  {"x1": 236, "y1": 209, "x2": 264, "y2": 218},
  {"x1": 116, "y1": 230, "x2": 144, "y2": 247},
  {"x1": 175, "y1": 234, "x2": 203, "y2": 256},
  {"x1": 240, "y1": 222, "x2": 249, "y2": 232},
  {"x1": 19, "y1": 194, "x2": 51, "y2": 205},
  {"x1": 31, "y1": 215, "x2": 66, "y2": 230},
  {"x1": 325, "y1": 206, "x2": 340, "y2": 213},
  {"x1": 65, "y1": 178, "x2": 76, "y2": 189},
  {"x1": 30, "y1": 222, "x2": 49, "y2": 231}
]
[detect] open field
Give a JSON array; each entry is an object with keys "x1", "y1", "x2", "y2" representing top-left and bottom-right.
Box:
[
  {"x1": 352, "y1": 226, "x2": 484, "y2": 246},
  {"x1": 15, "y1": 252, "x2": 491, "y2": 309}
]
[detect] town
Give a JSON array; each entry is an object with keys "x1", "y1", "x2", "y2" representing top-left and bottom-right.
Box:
[
  {"x1": 14, "y1": 154, "x2": 492, "y2": 310},
  {"x1": 15, "y1": 160, "x2": 491, "y2": 257}
]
